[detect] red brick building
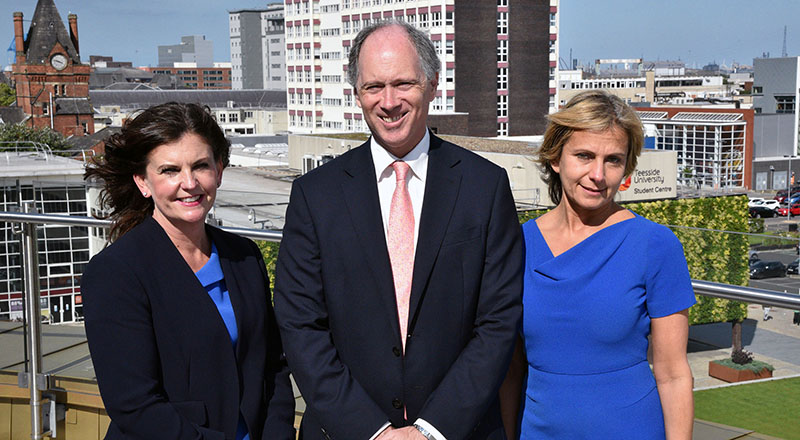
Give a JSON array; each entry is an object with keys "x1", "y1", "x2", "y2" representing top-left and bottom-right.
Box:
[{"x1": 12, "y1": 0, "x2": 94, "y2": 137}]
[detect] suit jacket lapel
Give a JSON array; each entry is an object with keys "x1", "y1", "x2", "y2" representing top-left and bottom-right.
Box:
[
  {"x1": 142, "y1": 218, "x2": 234, "y2": 342},
  {"x1": 340, "y1": 141, "x2": 401, "y2": 336},
  {"x1": 409, "y1": 135, "x2": 462, "y2": 327},
  {"x1": 208, "y1": 227, "x2": 247, "y2": 361}
]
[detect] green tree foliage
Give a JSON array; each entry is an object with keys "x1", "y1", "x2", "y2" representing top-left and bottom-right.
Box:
[
  {"x1": 519, "y1": 195, "x2": 750, "y2": 325},
  {"x1": 0, "y1": 123, "x2": 70, "y2": 152},
  {"x1": 256, "y1": 240, "x2": 280, "y2": 293},
  {"x1": 0, "y1": 83, "x2": 15, "y2": 106}
]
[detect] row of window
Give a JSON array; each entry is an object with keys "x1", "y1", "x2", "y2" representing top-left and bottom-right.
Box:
[
  {"x1": 288, "y1": 70, "x2": 316, "y2": 83},
  {"x1": 342, "y1": 0, "x2": 409, "y2": 9},
  {"x1": 341, "y1": 11, "x2": 453, "y2": 35}
]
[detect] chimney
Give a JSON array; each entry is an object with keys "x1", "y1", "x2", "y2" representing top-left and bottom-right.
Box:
[
  {"x1": 68, "y1": 14, "x2": 79, "y2": 55},
  {"x1": 645, "y1": 70, "x2": 655, "y2": 103},
  {"x1": 13, "y1": 12, "x2": 25, "y2": 64}
]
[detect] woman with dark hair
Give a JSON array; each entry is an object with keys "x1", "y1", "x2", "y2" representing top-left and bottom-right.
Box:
[
  {"x1": 500, "y1": 91, "x2": 695, "y2": 439},
  {"x1": 82, "y1": 102, "x2": 295, "y2": 440}
]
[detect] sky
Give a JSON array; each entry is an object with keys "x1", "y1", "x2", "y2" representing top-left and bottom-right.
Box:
[{"x1": 1, "y1": 0, "x2": 799, "y2": 70}]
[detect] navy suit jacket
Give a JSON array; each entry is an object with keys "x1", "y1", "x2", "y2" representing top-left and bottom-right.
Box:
[
  {"x1": 82, "y1": 217, "x2": 295, "y2": 440},
  {"x1": 274, "y1": 134, "x2": 523, "y2": 440}
]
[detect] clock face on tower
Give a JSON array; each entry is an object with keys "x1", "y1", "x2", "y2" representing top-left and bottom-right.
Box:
[{"x1": 50, "y1": 54, "x2": 68, "y2": 71}]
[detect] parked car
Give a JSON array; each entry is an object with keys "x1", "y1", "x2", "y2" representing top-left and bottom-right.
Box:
[
  {"x1": 777, "y1": 203, "x2": 800, "y2": 216},
  {"x1": 749, "y1": 205, "x2": 777, "y2": 218},
  {"x1": 761, "y1": 199, "x2": 781, "y2": 210},
  {"x1": 750, "y1": 261, "x2": 787, "y2": 279},
  {"x1": 748, "y1": 197, "x2": 765, "y2": 208},
  {"x1": 787, "y1": 258, "x2": 800, "y2": 275},
  {"x1": 749, "y1": 250, "x2": 759, "y2": 264},
  {"x1": 775, "y1": 189, "x2": 800, "y2": 203}
]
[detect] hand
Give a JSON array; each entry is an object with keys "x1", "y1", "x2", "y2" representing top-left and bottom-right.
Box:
[{"x1": 376, "y1": 426, "x2": 426, "y2": 440}]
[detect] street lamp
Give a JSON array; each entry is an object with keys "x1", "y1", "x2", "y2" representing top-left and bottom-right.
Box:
[{"x1": 785, "y1": 155, "x2": 795, "y2": 220}]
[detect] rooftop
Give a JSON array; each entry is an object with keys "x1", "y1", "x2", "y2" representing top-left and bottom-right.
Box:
[{"x1": 89, "y1": 89, "x2": 286, "y2": 110}]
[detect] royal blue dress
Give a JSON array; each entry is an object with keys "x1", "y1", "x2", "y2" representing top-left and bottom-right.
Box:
[{"x1": 519, "y1": 214, "x2": 696, "y2": 439}]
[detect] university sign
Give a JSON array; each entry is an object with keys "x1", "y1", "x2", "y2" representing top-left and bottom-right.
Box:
[{"x1": 616, "y1": 150, "x2": 678, "y2": 202}]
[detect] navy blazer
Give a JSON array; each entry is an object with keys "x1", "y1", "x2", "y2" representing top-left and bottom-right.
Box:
[
  {"x1": 274, "y1": 134, "x2": 523, "y2": 440},
  {"x1": 82, "y1": 217, "x2": 295, "y2": 440}
]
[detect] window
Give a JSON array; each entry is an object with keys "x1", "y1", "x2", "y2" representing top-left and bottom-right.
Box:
[
  {"x1": 497, "y1": 12, "x2": 508, "y2": 34},
  {"x1": 344, "y1": 94, "x2": 353, "y2": 107},
  {"x1": 752, "y1": 86, "x2": 763, "y2": 94},
  {"x1": 498, "y1": 0, "x2": 507, "y2": 6},
  {"x1": 445, "y1": 11, "x2": 454, "y2": 26},
  {"x1": 406, "y1": 15, "x2": 415, "y2": 26},
  {"x1": 244, "y1": 111, "x2": 254, "y2": 118},
  {"x1": 549, "y1": 13, "x2": 557, "y2": 27},
  {"x1": 42, "y1": 103, "x2": 49, "y2": 115},
  {"x1": 433, "y1": 96, "x2": 443, "y2": 111},
  {"x1": 497, "y1": 94, "x2": 508, "y2": 117},
  {"x1": 419, "y1": 13, "x2": 428, "y2": 28},
  {"x1": 445, "y1": 40, "x2": 454, "y2": 55},
  {"x1": 229, "y1": 113, "x2": 239, "y2": 122},
  {"x1": 218, "y1": 113, "x2": 226, "y2": 122},
  {"x1": 497, "y1": 39, "x2": 508, "y2": 62},
  {"x1": 446, "y1": 96, "x2": 454, "y2": 111},
  {"x1": 776, "y1": 96, "x2": 795, "y2": 114},
  {"x1": 343, "y1": 21, "x2": 351, "y2": 34},
  {"x1": 433, "y1": 40, "x2": 442, "y2": 54},
  {"x1": 446, "y1": 68, "x2": 454, "y2": 83},
  {"x1": 497, "y1": 122, "x2": 508, "y2": 136},
  {"x1": 289, "y1": 93, "x2": 296, "y2": 104},
  {"x1": 432, "y1": 12, "x2": 441, "y2": 27},
  {"x1": 497, "y1": 67, "x2": 508, "y2": 89}
]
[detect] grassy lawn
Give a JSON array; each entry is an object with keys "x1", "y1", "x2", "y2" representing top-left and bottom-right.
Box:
[{"x1": 694, "y1": 377, "x2": 800, "y2": 439}]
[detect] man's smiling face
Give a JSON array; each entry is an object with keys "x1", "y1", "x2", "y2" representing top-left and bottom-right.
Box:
[{"x1": 355, "y1": 25, "x2": 438, "y2": 158}]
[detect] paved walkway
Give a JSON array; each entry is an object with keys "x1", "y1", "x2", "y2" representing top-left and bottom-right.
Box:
[{"x1": 688, "y1": 304, "x2": 800, "y2": 439}]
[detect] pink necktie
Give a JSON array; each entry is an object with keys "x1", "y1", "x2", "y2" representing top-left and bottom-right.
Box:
[{"x1": 387, "y1": 161, "x2": 414, "y2": 352}]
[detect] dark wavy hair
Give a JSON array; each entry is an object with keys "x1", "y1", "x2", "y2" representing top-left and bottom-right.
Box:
[{"x1": 84, "y1": 102, "x2": 230, "y2": 241}]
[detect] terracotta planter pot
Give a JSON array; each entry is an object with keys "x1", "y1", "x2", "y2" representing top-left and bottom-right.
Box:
[{"x1": 708, "y1": 361, "x2": 773, "y2": 383}]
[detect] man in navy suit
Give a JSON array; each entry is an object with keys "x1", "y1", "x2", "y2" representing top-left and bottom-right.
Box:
[{"x1": 274, "y1": 20, "x2": 523, "y2": 440}]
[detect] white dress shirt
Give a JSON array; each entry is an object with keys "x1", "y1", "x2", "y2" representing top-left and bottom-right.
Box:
[
  {"x1": 368, "y1": 131, "x2": 447, "y2": 440},
  {"x1": 371, "y1": 130, "x2": 429, "y2": 248}
]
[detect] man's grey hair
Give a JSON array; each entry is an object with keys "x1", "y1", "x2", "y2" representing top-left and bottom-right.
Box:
[{"x1": 347, "y1": 19, "x2": 441, "y2": 88}]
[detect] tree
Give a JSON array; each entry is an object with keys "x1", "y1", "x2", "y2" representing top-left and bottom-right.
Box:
[
  {"x1": 0, "y1": 83, "x2": 15, "y2": 106},
  {"x1": 0, "y1": 123, "x2": 70, "y2": 152}
]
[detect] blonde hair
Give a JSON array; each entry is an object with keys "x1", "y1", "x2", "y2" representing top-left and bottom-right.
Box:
[{"x1": 537, "y1": 90, "x2": 644, "y2": 205}]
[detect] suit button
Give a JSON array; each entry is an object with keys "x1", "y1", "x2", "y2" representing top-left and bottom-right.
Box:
[
  {"x1": 392, "y1": 398, "x2": 403, "y2": 409},
  {"x1": 392, "y1": 346, "x2": 401, "y2": 357}
]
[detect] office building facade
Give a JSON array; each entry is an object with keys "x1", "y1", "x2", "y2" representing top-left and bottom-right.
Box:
[
  {"x1": 158, "y1": 35, "x2": 214, "y2": 67},
  {"x1": 230, "y1": 5, "x2": 287, "y2": 90}
]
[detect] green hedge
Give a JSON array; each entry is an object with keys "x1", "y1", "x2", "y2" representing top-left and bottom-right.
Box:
[{"x1": 519, "y1": 195, "x2": 750, "y2": 325}]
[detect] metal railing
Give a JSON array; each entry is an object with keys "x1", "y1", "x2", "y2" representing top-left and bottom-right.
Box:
[{"x1": 2, "y1": 210, "x2": 800, "y2": 438}]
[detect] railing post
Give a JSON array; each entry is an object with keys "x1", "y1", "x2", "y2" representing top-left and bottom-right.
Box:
[{"x1": 20, "y1": 202, "x2": 45, "y2": 440}]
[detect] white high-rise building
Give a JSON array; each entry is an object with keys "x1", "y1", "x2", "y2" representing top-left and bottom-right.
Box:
[{"x1": 285, "y1": 0, "x2": 558, "y2": 137}]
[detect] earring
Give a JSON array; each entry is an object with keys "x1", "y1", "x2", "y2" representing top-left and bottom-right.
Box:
[{"x1": 142, "y1": 192, "x2": 148, "y2": 197}]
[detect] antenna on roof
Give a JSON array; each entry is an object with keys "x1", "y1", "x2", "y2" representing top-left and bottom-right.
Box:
[{"x1": 782, "y1": 25, "x2": 788, "y2": 57}]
